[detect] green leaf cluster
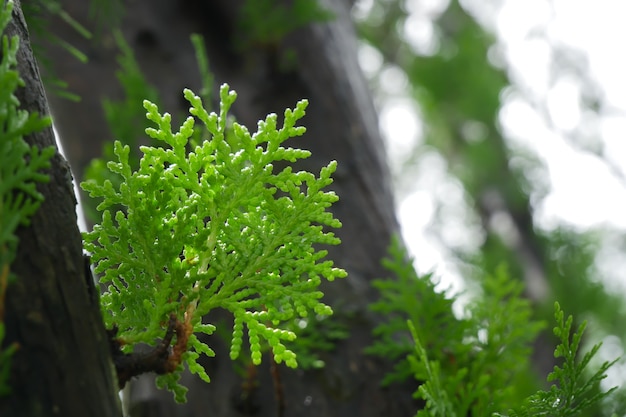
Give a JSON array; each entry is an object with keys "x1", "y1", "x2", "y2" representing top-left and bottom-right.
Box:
[
  {"x1": 22, "y1": 0, "x2": 92, "y2": 101},
  {"x1": 83, "y1": 30, "x2": 159, "y2": 220},
  {"x1": 82, "y1": 83, "x2": 345, "y2": 402},
  {"x1": 0, "y1": 0, "x2": 54, "y2": 396},
  {"x1": 84, "y1": 32, "x2": 213, "y2": 222},
  {"x1": 284, "y1": 311, "x2": 349, "y2": 370},
  {"x1": 370, "y1": 238, "x2": 543, "y2": 411},
  {"x1": 407, "y1": 265, "x2": 544, "y2": 416},
  {"x1": 504, "y1": 303, "x2": 618, "y2": 417},
  {"x1": 238, "y1": 0, "x2": 334, "y2": 46},
  {"x1": 371, "y1": 238, "x2": 618, "y2": 416},
  {"x1": 367, "y1": 236, "x2": 464, "y2": 385},
  {"x1": 370, "y1": 238, "x2": 541, "y2": 414}
]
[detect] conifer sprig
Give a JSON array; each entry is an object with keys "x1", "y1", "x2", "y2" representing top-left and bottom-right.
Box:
[
  {"x1": 82, "y1": 84, "x2": 345, "y2": 401},
  {"x1": 371, "y1": 240, "x2": 617, "y2": 416},
  {"x1": 505, "y1": 302, "x2": 618, "y2": 417}
]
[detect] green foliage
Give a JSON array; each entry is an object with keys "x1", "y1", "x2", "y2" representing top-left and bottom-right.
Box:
[
  {"x1": 84, "y1": 32, "x2": 215, "y2": 221},
  {"x1": 100, "y1": 30, "x2": 159, "y2": 154},
  {"x1": 83, "y1": 30, "x2": 160, "y2": 220},
  {"x1": 22, "y1": 0, "x2": 92, "y2": 101},
  {"x1": 238, "y1": 0, "x2": 334, "y2": 46},
  {"x1": 371, "y1": 239, "x2": 544, "y2": 415},
  {"x1": 286, "y1": 312, "x2": 349, "y2": 370},
  {"x1": 190, "y1": 34, "x2": 213, "y2": 111},
  {"x1": 504, "y1": 303, "x2": 618, "y2": 417},
  {"x1": 214, "y1": 308, "x2": 349, "y2": 375},
  {"x1": 407, "y1": 320, "x2": 456, "y2": 417},
  {"x1": 23, "y1": 0, "x2": 124, "y2": 101},
  {"x1": 0, "y1": 0, "x2": 54, "y2": 396},
  {"x1": 88, "y1": 0, "x2": 124, "y2": 29},
  {"x1": 408, "y1": 294, "x2": 617, "y2": 417},
  {"x1": 372, "y1": 240, "x2": 617, "y2": 416},
  {"x1": 82, "y1": 83, "x2": 346, "y2": 402},
  {"x1": 187, "y1": 34, "x2": 219, "y2": 150},
  {"x1": 0, "y1": 321, "x2": 17, "y2": 397},
  {"x1": 407, "y1": 269, "x2": 544, "y2": 416},
  {"x1": 367, "y1": 236, "x2": 465, "y2": 385}
]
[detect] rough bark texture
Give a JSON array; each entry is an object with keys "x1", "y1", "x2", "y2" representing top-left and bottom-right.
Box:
[
  {"x1": 0, "y1": 1, "x2": 121, "y2": 416},
  {"x1": 39, "y1": 0, "x2": 417, "y2": 416}
]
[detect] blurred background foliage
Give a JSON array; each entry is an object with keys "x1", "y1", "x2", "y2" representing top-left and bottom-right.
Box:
[{"x1": 354, "y1": 0, "x2": 626, "y2": 414}]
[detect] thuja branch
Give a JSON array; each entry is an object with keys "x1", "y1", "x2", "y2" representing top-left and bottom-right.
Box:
[{"x1": 82, "y1": 84, "x2": 346, "y2": 401}]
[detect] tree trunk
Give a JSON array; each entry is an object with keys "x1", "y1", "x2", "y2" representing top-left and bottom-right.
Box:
[
  {"x1": 0, "y1": 1, "x2": 121, "y2": 416},
  {"x1": 38, "y1": 0, "x2": 417, "y2": 416}
]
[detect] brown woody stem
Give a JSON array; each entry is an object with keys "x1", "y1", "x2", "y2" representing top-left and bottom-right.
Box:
[{"x1": 108, "y1": 314, "x2": 191, "y2": 389}]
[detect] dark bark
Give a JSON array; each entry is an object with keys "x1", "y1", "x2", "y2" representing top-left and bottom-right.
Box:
[
  {"x1": 39, "y1": 0, "x2": 417, "y2": 416},
  {"x1": 0, "y1": 1, "x2": 121, "y2": 416}
]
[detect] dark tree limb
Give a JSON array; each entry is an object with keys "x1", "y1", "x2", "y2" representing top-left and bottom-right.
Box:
[{"x1": 110, "y1": 314, "x2": 189, "y2": 390}]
